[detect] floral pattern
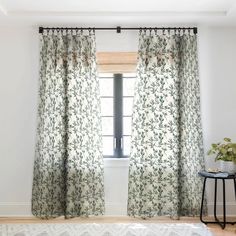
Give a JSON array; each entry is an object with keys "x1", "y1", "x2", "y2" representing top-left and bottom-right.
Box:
[
  {"x1": 32, "y1": 30, "x2": 104, "y2": 219},
  {"x1": 127, "y1": 31, "x2": 205, "y2": 218}
]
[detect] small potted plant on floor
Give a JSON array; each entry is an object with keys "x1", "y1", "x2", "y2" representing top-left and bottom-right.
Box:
[{"x1": 208, "y1": 138, "x2": 236, "y2": 173}]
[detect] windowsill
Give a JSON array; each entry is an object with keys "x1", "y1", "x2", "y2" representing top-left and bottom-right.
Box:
[{"x1": 104, "y1": 158, "x2": 129, "y2": 168}]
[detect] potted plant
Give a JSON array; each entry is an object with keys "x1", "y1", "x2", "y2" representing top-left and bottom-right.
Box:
[{"x1": 207, "y1": 138, "x2": 236, "y2": 173}]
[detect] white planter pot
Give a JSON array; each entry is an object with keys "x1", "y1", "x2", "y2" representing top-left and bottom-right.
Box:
[{"x1": 218, "y1": 160, "x2": 236, "y2": 173}]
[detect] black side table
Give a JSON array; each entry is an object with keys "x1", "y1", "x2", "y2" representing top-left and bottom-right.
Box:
[{"x1": 198, "y1": 171, "x2": 236, "y2": 229}]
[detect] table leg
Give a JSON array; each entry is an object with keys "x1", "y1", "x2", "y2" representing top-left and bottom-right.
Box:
[
  {"x1": 199, "y1": 177, "x2": 233, "y2": 229},
  {"x1": 214, "y1": 178, "x2": 218, "y2": 222},
  {"x1": 222, "y1": 179, "x2": 226, "y2": 229},
  {"x1": 200, "y1": 177, "x2": 207, "y2": 223},
  {"x1": 234, "y1": 178, "x2": 236, "y2": 200}
]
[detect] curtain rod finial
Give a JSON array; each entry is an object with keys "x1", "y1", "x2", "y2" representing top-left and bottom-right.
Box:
[
  {"x1": 116, "y1": 26, "x2": 121, "y2": 33},
  {"x1": 193, "y1": 27, "x2": 197, "y2": 34}
]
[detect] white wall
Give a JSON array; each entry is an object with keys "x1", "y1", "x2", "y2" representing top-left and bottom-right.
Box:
[
  {"x1": 0, "y1": 26, "x2": 236, "y2": 216},
  {"x1": 198, "y1": 26, "x2": 236, "y2": 215},
  {"x1": 0, "y1": 27, "x2": 38, "y2": 215}
]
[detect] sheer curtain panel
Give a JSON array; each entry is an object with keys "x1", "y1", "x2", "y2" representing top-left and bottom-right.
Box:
[
  {"x1": 32, "y1": 30, "x2": 105, "y2": 219},
  {"x1": 128, "y1": 30, "x2": 205, "y2": 218}
]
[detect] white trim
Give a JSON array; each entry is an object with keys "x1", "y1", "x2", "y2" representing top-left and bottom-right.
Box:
[
  {"x1": 0, "y1": 202, "x2": 32, "y2": 217},
  {"x1": 7, "y1": 10, "x2": 227, "y2": 17},
  {"x1": 0, "y1": 202, "x2": 127, "y2": 217},
  {"x1": 1, "y1": 201, "x2": 235, "y2": 217},
  {"x1": 207, "y1": 202, "x2": 236, "y2": 216},
  {"x1": 0, "y1": 2, "x2": 7, "y2": 15},
  {"x1": 104, "y1": 158, "x2": 129, "y2": 168},
  {"x1": 105, "y1": 202, "x2": 127, "y2": 215},
  {"x1": 226, "y1": 2, "x2": 236, "y2": 16}
]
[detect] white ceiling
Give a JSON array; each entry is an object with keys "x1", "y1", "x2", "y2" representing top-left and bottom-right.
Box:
[{"x1": 0, "y1": 0, "x2": 236, "y2": 26}]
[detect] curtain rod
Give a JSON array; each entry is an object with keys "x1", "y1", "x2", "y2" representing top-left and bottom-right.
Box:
[{"x1": 39, "y1": 26, "x2": 198, "y2": 34}]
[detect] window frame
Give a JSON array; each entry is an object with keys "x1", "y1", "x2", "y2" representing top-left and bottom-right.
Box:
[{"x1": 101, "y1": 73, "x2": 134, "y2": 158}]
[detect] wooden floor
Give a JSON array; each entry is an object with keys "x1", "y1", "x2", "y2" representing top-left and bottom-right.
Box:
[{"x1": 0, "y1": 216, "x2": 235, "y2": 235}]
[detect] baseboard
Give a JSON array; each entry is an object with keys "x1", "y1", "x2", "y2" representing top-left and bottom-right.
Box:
[
  {"x1": 0, "y1": 202, "x2": 32, "y2": 217},
  {"x1": 0, "y1": 202, "x2": 127, "y2": 217},
  {"x1": 207, "y1": 202, "x2": 236, "y2": 216},
  {"x1": 0, "y1": 202, "x2": 235, "y2": 217},
  {"x1": 105, "y1": 202, "x2": 127, "y2": 215}
]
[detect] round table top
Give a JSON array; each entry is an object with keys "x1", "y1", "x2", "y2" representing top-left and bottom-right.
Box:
[{"x1": 198, "y1": 170, "x2": 236, "y2": 179}]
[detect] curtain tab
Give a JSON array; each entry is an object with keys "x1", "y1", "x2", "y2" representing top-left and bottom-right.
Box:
[
  {"x1": 149, "y1": 28, "x2": 152, "y2": 36},
  {"x1": 154, "y1": 27, "x2": 158, "y2": 36},
  {"x1": 162, "y1": 28, "x2": 166, "y2": 35}
]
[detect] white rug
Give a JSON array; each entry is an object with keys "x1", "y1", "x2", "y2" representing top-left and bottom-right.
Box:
[{"x1": 0, "y1": 223, "x2": 212, "y2": 236}]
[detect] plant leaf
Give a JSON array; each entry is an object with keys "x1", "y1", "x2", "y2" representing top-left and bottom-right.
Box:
[{"x1": 224, "y1": 137, "x2": 231, "y2": 142}]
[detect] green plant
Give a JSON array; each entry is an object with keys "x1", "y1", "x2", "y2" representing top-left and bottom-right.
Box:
[{"x1": 207, "y1": 138, "x2": 236, "y2": 163}]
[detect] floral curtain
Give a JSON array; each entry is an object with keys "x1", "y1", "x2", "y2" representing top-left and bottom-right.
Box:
[
  {"x1": 127, "y1": 31, "x2": 205, "y2": 218},
  {"x1": 32, "y1": 30, "x2": 105, "y2": 219}
]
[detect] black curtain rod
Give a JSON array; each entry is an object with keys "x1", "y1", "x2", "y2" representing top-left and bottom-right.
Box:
[{"x1": 39, "y1": 26, "x2": 198, "y2": 34}]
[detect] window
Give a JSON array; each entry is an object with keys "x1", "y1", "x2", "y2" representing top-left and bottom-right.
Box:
[{"x1": 99, "y1": 73, "x2": 135, "y2": 158}]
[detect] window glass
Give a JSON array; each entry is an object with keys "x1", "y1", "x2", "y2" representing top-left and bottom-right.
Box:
[
  {"x1": 102, "y1": 137, "x2": 114, "y2": 155},
  {"x1": 123, "y1": 97, "x2": 133, "y2": 116},
  {"x1": 101, "y1": 98, "x2": 113, "y2": 116},
  {"x1": 123, "y1": 117, "x2": 132, "y2": 135},
  {"x1": 99, "y1": 78, "x2": 113, "y2": 97},
  {"x1": 123, "y1": 78, "x2": 135, "y2": 96},
  {"x1": 99, "y1": 73, "x2": 135, "y2": 157},
  {"x1": 102, "y1": 117, "x2": 113, "y2": 135},
  {"x1": 123, "y1": 136, "x2": 131, "y2": 156}
]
